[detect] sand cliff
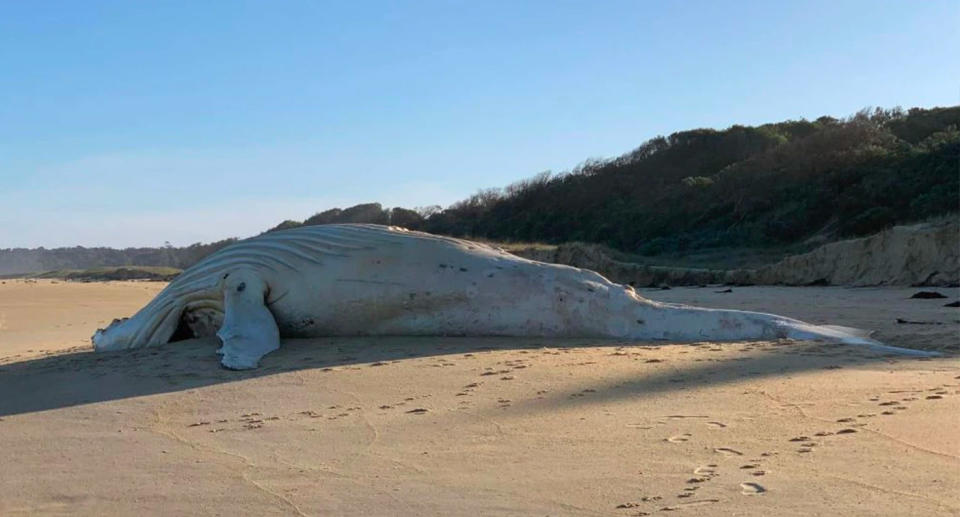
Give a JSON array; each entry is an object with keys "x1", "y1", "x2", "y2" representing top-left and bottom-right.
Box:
[
  {"x1": 513, "y1": 219, "x2": 959, "y2": 287},
  {"x1": 746, "y1": 219, "x2": 958, "y2": 286}
]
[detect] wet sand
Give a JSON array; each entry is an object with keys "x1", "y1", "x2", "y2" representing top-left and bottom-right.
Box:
[{"x1": 1, "y1": 280, "x2": 958, "y2": 516}]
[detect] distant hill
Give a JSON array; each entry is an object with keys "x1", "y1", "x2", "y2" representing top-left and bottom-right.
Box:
[
  {"x1": 3, "y1": 105, "x2": 957, "y2": 276},
  {"x1": 0, "y1": 241, "x2": 235, "y2": 277}
]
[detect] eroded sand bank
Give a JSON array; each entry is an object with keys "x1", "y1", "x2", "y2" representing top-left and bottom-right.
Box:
[{"x1": 1, "y1": 280, "x2": 957, "y2": 516}]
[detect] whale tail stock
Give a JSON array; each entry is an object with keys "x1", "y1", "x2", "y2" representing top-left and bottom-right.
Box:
[
  {"x1": 637, "y1": 301, "x2": 940, "y2": 357},
  {"x1": 777, "y1": 321, "x2": 939, "y2": 357}
]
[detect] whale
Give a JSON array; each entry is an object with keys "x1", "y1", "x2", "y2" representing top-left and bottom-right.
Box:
[{"x1": 92, "y1": 224, "x2": 936, "y2": 369}]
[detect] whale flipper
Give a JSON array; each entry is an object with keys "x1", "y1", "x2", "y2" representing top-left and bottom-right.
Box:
[{"x1": 216, "y1": 272, "x2": 280, "y2": 370}]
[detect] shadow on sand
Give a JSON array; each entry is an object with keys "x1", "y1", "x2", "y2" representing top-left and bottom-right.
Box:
[{"x1": 0, "y1": 336, "x2": 938, "y2": 418}]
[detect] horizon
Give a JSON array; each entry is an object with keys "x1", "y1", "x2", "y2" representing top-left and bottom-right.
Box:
[{"x1": 2, "y1": 1, "x2": 957, "y2": 249}]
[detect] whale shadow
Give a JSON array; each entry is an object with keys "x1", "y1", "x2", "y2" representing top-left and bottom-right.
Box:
[{"x1": 0, "y1": 336, "x2": 940, "y2": 417}]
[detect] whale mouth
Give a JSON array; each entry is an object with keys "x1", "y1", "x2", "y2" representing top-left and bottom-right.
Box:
[
  {"x1": 169, "y1": 312, "x2": 196, "y2": 342},
  {"x1": 170, "y1": 306, "x2": 224, "y2": 342}
]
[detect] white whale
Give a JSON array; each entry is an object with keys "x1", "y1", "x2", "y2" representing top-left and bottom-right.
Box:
[{"x1": 92, "y1": 224, "x2": 936, "y2": 369}]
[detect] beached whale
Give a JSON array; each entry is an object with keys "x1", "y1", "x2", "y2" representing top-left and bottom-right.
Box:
[{"x1": 92, "y1": 224, "x2": 935, "y2": 369}]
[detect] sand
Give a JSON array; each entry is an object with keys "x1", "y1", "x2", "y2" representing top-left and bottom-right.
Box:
[{"x1": 1, "y1": 279, "x2": 958, "y2": 516}]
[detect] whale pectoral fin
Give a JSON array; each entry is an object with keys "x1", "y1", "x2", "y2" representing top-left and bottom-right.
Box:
[
  {"x1": 217, "y1": 300, "x2": 280, "y2": 370},
  {"x1": 216, "y1": 276, "x2": 281, "y2": 370}
]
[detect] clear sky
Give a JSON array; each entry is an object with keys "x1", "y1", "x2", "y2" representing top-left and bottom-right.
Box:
[{"x1": 1, "y1": 1, "x2": 957, "y2": 248}]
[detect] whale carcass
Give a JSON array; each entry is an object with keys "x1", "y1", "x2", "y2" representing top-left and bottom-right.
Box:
[{"x1": 92, "y1": 224, "x2": 933, "y2": 369}]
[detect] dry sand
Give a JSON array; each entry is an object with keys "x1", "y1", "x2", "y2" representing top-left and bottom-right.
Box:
[{"x1": 1, "y1": 279, "x2": 958, "y2": 516}]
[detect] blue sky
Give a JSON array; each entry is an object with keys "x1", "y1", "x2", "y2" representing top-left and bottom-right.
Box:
[{"x1": 1, "y1": 1, "x2": 956, "y2": 248}]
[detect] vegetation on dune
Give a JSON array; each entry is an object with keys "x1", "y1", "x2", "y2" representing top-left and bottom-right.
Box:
[
  {"x1": 28, "y1": 266, "x2": 182, "y2": 282},
  {"x1": 2, "y1": 105, "x2": 957, "y2": 275},
  {"x1": 413, "y1": 106, "x2": 959, "y2": 255}
]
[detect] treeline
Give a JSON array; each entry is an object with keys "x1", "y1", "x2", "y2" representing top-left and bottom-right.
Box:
[
  {"x1": 267, "y1": 202, "x2": 428, "y2": 233},
  {"x1": 3, "y1": 105, "x2": 957, "y2": 275},
  {"x1": 0, "y1": 240, "x2": 236, "y2": 276},
  {"x1": 276, "y1": 105, "x2": 960, "y2": 255}
]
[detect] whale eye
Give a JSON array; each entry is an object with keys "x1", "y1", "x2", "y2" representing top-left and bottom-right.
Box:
[{"x1": 237, "y1": 282, "x2": 246, "y2": 292}]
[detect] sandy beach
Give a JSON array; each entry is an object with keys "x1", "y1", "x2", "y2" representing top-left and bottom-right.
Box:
[{"x1": 1, "y1": 279, "x2": 958, "y2": 516}]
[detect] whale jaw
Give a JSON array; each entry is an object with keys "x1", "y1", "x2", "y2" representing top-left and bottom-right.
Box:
[{"x1": 92, "y1": 317, "x2": 136, "y2": 351}]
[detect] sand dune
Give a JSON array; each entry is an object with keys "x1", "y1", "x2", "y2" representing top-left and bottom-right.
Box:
[
  {"x1": 514, "y1": 218, "x2": 960, "y2": 288},
  {"x1": 1, "y1": 280, "x2": 958, "y2": 515}
]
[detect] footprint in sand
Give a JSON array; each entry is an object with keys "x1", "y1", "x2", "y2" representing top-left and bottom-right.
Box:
[
  {"x1": 667, "y1": 433, "x2": 692, "y2": 443},
  {"x1": 714, "y1": 447, "x2": 743, "y2": 457},
  {"x1": 693, "y1": 465, "x2": 718, "y2": 476},
  {"x1": 740, "y1": 482, "x2": 766, "y2": 495},
  {"x1": 706, "y1": 421, "x2": 727, "y2": 429},
  {"x1": 615, "y1": 496, "x2": 662, "y2": 510},
  {"x1": 660, "y1": 499, "x2": 720, "y2": 511}
]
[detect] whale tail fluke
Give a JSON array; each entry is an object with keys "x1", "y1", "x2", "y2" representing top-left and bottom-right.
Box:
[{"x1": 780, "y1": 321, "x2": 940, "y2": 357}]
